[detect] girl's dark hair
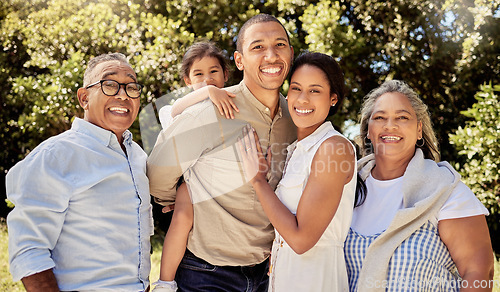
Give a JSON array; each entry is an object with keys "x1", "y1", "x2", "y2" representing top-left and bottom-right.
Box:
[
  {"x1": 289, "y1": 52, "x2": 345, "y2": 117},
  {"x1": 181, "y1": 41, "x2": 228, "y2": 83},
  {"x1": 289, "y1": 52, "x2": 366, "y2": 207}
]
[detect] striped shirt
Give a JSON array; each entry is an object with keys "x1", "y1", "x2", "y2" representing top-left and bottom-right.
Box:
[{"x1": 345, "y1": 221, "x2": 460, "y2": 291}]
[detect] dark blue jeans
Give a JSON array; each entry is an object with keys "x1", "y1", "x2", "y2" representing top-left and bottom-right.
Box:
[{"x1": 175, "y1": 250, "x2": 269, "y2": 292}]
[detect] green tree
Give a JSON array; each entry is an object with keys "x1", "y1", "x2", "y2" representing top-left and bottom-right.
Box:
[
  {"x1": 449, "y1": 83, "x2": 500, "y2": 256},
  {"x1": 0, "y1": 0, "x2": 195, "y2": 155},
  {"x1": 143, "y1": 0, "x2": 313, "y2": 84},
  {"x1": 297, "y1": 0, "x2": 500, "y2": 160},
  {"x1": 0, "y1": 0, "x2": 194, "y2": 216}
]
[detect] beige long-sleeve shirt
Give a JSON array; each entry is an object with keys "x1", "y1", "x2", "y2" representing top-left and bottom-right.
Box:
[{"x1": 147, "y1": 81, "x2": 296, "y2": 266}]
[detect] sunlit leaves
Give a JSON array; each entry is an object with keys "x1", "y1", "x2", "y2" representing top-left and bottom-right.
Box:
[{"x1": 449, "y1": 83, "x2": 500, "y2": 249}]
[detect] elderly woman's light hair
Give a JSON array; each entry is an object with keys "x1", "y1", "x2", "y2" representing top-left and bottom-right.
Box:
[{"x1": 358, "y1": 79, "x2": 440, "y2": 161}]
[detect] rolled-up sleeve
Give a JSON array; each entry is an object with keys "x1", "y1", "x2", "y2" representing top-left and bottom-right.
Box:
[
  {"x1": 7, "y1": 148, "x2": 72, "y2": 281},
  {"x1": 147, "y1": 106, "x2": 213, "y2": 205}
]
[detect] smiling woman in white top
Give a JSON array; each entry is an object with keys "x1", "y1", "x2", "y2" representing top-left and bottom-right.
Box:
[
  {"x1": 344, "y1": 80, "x2": 494, "y2": 292},
  {"x1": 240, "y1": 52, "x2": 363, "y2": 291}
]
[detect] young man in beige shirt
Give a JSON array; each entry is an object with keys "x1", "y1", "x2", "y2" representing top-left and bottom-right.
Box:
[{"x1": 147, "y1": 14, "x2": 296, "y2": 291}]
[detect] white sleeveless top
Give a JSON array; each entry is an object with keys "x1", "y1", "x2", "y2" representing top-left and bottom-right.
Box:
[{"x1": 269, "y1": 122, "x2": 356, "y2": 292}]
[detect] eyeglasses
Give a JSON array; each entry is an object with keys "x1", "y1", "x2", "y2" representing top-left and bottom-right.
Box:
[{"x1": 86, "y1": 79, "x2": 143, "y2": 99}]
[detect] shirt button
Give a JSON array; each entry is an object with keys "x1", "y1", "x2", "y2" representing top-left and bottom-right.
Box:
[{"x1": 265, "y1": 108, "x2": 269, "y2": 112}]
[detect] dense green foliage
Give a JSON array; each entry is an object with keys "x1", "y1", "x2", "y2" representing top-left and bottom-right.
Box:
[
  {"x1": 450, "y1": 83, "x2": 500, "y2": 255},
  {"x1": 0, "y1": 0, "x2": 499, "y2": 250}
]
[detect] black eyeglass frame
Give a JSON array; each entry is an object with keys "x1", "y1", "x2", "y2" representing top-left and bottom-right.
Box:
[{"x1": 85, "y1": 79, "x2": 143, "y2": 99}]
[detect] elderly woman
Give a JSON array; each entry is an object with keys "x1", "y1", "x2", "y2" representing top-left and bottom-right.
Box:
[{"x1": 344, "y1": 80, "x2": 494, "y2": 291}]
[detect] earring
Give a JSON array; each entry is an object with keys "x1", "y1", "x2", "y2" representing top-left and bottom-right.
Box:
[
  {"x1": 364, "y1": 136, "x2": 371, "y2": 145},
  {"x1": 416, "y1": 138, "x2": 425, "y2": 147}
]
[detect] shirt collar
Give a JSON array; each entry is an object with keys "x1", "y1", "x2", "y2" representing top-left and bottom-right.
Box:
[
  {"x1": 238, "y1": 81, "x2": 284, "y2": 119},
  {"x1": 286, "y1": 139, "x2": 298, "y2": 154},
  {"x1": 71, "y1": 118, "x2": 133, "y2": 147},
  {"x1": 276, "y1": 94, "x2": 286, "y2": 119},
  {"x1": 295, "y1": 121, "x2": 334, "y2": 152},
  {"x1": 122, "y1": 130, "x2": 133, "y2": 146}
]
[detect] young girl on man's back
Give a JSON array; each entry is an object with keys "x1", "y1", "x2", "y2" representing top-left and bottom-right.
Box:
[{"x1": 153, "y1": 41, "x2": 237, "y2": 292}]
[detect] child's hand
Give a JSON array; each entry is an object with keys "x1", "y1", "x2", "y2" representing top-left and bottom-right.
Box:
[
  {"x1": 207, "y1": 86, "x2": 238, "y2": 119},
  {"x1": 162, "y1": 204, "x2": 175, "y2": 213}
]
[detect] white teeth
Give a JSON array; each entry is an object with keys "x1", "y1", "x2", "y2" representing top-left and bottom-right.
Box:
[
  {"x1": 295, "y1": 108, "x2": 313, "y2": 114},
  {"x1": 109, "y1": 107, "x2": 128, "y2": 113},
  {"x1": 261, "y1": 67, "x2": 281, "y2": 74},
  {"x1": 382, "y1": 136, "x2": 401, "y2": 141}
]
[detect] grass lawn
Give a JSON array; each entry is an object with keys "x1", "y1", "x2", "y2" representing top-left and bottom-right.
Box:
[
  {"x1": 1, "y1": 219, "x2": 499, "y2": 291},
  {"x1": 0, "y1": 219, "x2": 24, "y2": 292}
]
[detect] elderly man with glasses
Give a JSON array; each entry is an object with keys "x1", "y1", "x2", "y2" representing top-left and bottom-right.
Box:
[{"x1": 7, "y1": 53, "x2": 152, "y2": 292}]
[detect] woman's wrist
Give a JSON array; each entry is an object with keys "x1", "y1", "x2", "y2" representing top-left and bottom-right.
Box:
[{"x1": 251, "y1": 175, "x2": 268, "y2": 186}]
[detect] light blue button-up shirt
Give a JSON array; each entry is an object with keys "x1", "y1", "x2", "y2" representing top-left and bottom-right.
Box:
[{"x1": 7, "y1": 118, "x2": 152, "y2": 291}]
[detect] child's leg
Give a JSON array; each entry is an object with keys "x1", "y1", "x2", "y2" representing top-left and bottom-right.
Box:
[{"x1": 159, "y1": 183, "x2": 193, "y2": 281}]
